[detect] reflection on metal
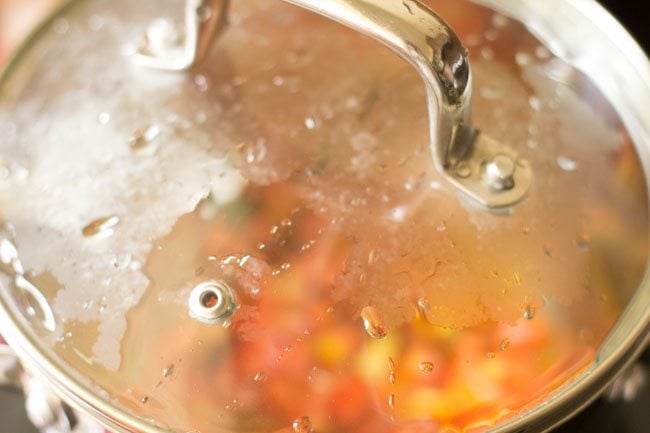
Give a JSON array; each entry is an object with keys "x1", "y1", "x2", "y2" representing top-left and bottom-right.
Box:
[
  {"x1": 134, "y1": 0, "x2": 531, "y2": 209},
  {"x1": 605, "y1": 362, "x2": 647, "y2": 402}
]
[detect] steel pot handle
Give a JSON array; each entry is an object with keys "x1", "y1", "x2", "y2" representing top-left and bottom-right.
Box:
[{"x1": 134, "y1": 0, "x2": 531, "y2": 209}]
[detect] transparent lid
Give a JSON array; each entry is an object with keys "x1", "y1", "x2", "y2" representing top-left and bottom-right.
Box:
[{"x1": 0, "y1": 0, "x2": 648, "y2": 432}]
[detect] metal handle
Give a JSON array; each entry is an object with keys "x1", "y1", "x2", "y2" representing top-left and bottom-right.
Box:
[{"x1": 134, "y1": 0, "x2": 531, "y2": 209}]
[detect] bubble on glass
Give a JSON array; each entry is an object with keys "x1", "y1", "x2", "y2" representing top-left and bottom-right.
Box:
[
  {"x1": 515, "y1": 52, "x2": 533, "y2": 67},
  {"x1": 97, "y1": 112, "x2": 111, "y2": 125},
  {"x1": 292, "y1": 416, "x2": 313, "y2": 433},
  {"x1": 419, "y1": 361, "x2": 434, "y2": 374},
  {"x1": 523, "y1": 304, "x2": 536, "y2": 320},
  {"x1": 82, "y1": 216, "x2": 120, "y2": 239},
  {"x1": 304, "y1": 117, "x2": 316, "y2": 130},
  {"x1": 52, "y1": 18, "x2": 70, "y2": 35},
  {"x1": 557, "y1": 155, "x2": 578, "y2": 172},
  {"x1": 361, "y1": 306, "x2": 388, "y2": 339},
  {"x1": 491, "y1": 14, "x2": 509, "y2": 29}
]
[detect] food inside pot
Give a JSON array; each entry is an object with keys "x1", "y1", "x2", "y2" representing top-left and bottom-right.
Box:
[{"x1": 0, "y1": 1, "x2": 647, "y2": 432}]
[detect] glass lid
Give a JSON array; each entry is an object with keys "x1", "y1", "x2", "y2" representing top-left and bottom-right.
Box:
[{"x1": 0, "y1": 0, "x2": 648, "y2": 432}]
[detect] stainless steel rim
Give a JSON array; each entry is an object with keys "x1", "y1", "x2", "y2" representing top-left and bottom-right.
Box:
[{"x1": 0, "y1": 0, "x2": 649, "y2": 432}]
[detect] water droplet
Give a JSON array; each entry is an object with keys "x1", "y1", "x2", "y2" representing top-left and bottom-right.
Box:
[
  {"x1": 292, "y1": 416, "x2": 313, "y2": 433},
  {"x1": 257, "y1": 242, "x2": 266, "y2": 250},
  {"x1": 111, "y1": 252, "x2": 132, "y2": 269},
  {"x1": 499, "y1": 338, "x2": 511, "y2": 352},
  {"x1": 270, "y1": 225, "x2": 279, "y2": 235},
  {"x1": 545, "y1": 59, "x2": 574, "y2": 83},
  {"x1": 576, "y1": 233, "x2": 591, "y2": 250},
  {"x1": 388, "y1": 357, "x2": 396, "y2": 383},
  {"x1": 491, "y1": 14, "x2": 509, "y2": 29},
  {"x1": 529, "y1": 96, "x2": 542, "y2": 111},
  {"x1": 480, "y1": 87, "x2": 503, "y2": 100},
  {"x1": 249, "y1": 286, "x2": 261, "y2": 298},
  {"x1": 486, "y1": 352, "x2": 496, "y2": 359},
  {"x1": 390, "y1": 206, "x2": 407, "y2": 222},
  {"x1": 480, "y1": 47, "x2": 495, "y2": 60},
  {"x1": 243, "y1": 137, "x2": 268, "y2": 164},
  {"x1": 196, "y1": 4, "x2": 213, "y2": 22},
  {"x1": 512, "y1": 272, "x2": 522, "y2": 285},
  {"x1": 129, "y1": 125, "x2": 161, "y2": 152},
  {"x1": 82, "y1": 215, "x2": 119, "y2": 239},
  {"x1": 464, "y1": 35, "x2": 481, "y2": 47},
  {"x1": 162, "y1": 364, "x2": 174, "y2": 377},
  {"x1": 417, "y1": 298, "x2": 431, "y2": 322},
  {"x1": 304, "y1": 117, "x2": 316, "y2": 130},
  {"x1": 523, "y1": 304, "x2": 536, "y2": 320},
  {"x1": 557, "y1": 155, "x2": 578, "y2": 172},
  {"x1": 543, "y1": 243, "x2": 553, "y2": 257},
  {"x1": 141, "y1": 396, "x2": 149, "y2": 404},
  {"x1": 194, "y1": 74, "x2": 210, "y2": 92},
  {"x1": 484, "y1": 29, "x2": 498, "y2": 42},
  {"x1": 417, "y1": 297, "x2": 431, "y2": 311},
  {"x1": 419, "y1": 361, "x2": 434, "y2": 373},
  {"x1": 326, "y1": 307, "x2": 335, "y2": 314},
  {"x1": 454, "y1": 162, "x2": 472, "y2": 179},
  {"x1": 52, "y1": 18, "x2": 70, "y2": 35},
  {"x1": 436, "y1": 222, "x2": 447, "y2": 232},
  {"x1": 281, "y1": 263, "x2": 291, "y2": 271},
  {"x1": 535, "y1": 46, "x2": 552, "y2": 59},
  {"x1": 254, "y1": 371, "x2": 267, "y2": 382},
  {"x1": 515, "y1": 52, "x2": 533, "y2": 67},
  {"x1": 88, "y1": 15, "x2": 105, "y2": 31},
  {"x1": 388, "y1": 393, "x2": 396, "y2": 409},
  {"x1": 0, "y1": 238, "x2": 22, "y2": 274},
  {"x1": 361, "y1": 306, "x2": 388, "y2": 339},
  {"x1": 97, "y1": 112, "x2": 111, "y2": 125},
  {"x1": 367, "y1": 249, "x2": 376, "y2": 265}
]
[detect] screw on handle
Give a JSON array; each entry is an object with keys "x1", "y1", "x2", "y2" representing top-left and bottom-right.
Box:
[{"x1": 133, "y1": 0, "x2": 531, "y2": 209}]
